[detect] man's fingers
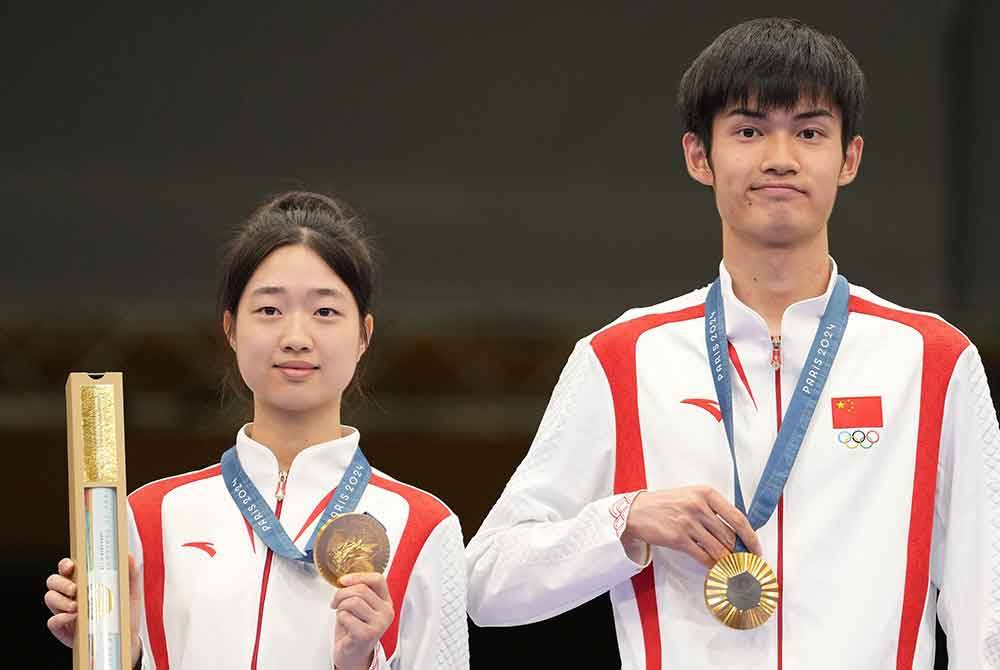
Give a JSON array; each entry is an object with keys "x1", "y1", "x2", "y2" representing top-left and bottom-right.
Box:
[
  {"x1": 683, "y1": 539, "x2": 715, "y2": 569},
  {"x1": 58, "y1": 558, "x2": 75, "y2": 578},
  {"x1": 690, "y1": 525, "x2": 729, "y2": 563},
  {"x1": 705, "y1": 492, "x2": 762, "y2": 555},
  {"x1": 703, "y1": 513, "x2": 737, "y2": 551}
]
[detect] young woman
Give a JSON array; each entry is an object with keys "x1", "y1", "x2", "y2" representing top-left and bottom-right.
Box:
[{"x1": 44, "y1": 191, "x2": 469, "y2": 669}]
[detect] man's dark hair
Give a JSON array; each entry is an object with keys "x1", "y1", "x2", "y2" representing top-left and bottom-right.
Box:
[{"x1": 678, "y1": 17, "x2": 865, "y2": 157}]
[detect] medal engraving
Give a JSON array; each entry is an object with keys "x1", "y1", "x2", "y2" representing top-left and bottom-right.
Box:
[{"x1": 313, "y1": 513, "x2": 390, "y2": 587}]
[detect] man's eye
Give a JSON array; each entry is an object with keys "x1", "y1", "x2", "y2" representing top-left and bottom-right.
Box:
[
  {"x1": 739, "y1": 128, "x2": 758, "y2": 138},
  {"x1": 800, "y1": 128, "x2": 819, "y2": 140}
]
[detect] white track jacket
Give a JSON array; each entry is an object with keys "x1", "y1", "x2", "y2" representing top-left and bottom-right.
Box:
[
  {"x1": 127, "y1": 426, "x2": 469, "y2": 669},
  {"x1": 466, "y1": 261, "x2": 1000, "y2": 669}
]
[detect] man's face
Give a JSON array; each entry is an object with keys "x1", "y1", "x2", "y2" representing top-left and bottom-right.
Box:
[{"x1": 683, "y1": 97, "x2": 863, "y2": 247}]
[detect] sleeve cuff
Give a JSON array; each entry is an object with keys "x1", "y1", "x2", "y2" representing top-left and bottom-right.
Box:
[{"x1": 609, "y1": 490, "x2": 651, "y2": 567}]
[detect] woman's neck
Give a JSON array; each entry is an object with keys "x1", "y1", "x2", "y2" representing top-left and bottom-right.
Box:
[
  {"x1": 722, "y1": 233, "x2": 831, "y2": 336},
  {"x1": 247, "y1": 402, "x2": 343, "y2": 472}
]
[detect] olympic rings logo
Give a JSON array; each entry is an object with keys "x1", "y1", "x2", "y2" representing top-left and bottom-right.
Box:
[{"x1": 837, "y1": 429, "x2": 880, "y2": 449}]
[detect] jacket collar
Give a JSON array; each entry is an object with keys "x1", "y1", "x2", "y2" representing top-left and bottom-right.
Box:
[{"x1": 233, "y1": 423, "x2": 362, "y2": 499}]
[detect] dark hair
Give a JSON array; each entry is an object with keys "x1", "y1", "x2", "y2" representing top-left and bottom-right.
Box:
[
  {"x1": 218, "y1": 190, "x2": 377, "y2": 407},
  {"x1": 677, "y1": 17, "x2": 865, "y2": 157}
]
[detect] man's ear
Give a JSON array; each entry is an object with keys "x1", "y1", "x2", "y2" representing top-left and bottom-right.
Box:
[
  {"x1": 222, "y1": 311, "x2": 236, "y2": 351},
  {"x1": 838, "y1": 135, "x2": 864, "y2": 186},
  {"x1": 682, "y1": 132, "x2": 715, "y2": 187}
]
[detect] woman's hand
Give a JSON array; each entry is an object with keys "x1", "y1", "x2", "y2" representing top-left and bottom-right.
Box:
[
  {"x1": 44, "y1": 555, "x2": 143, "y2": 667},
  {"x1": 331, "y1": 572, "x2": 394, "y2": 670}
]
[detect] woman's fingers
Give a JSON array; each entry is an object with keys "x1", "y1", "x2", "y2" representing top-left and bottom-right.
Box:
[
  {"x1": 58, "y1": 558, "x2": 75, "y2": 578},
  {"x1": 47, "y1": 612, "x2": 77, "y2": 647}
]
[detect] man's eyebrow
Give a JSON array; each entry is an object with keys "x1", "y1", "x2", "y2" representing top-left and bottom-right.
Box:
[
  {"x1": 725, "y1": 107, "x2": 767, "y2": 119},
  {"x1": 794, "y1": 108, "x2": 835, "y2": 120},
  {"x1": 723, "y1": 107, "x2": 835, "y2": 121}
]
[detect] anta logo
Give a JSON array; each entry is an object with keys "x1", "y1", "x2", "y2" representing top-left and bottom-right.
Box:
[
  {"x1": 831, "y1": 396, "x2": 883, "y2": 450},
  {"x1": 181, "y1": 541, "x2": 217, "y2": 557},
  {"x1": 680, "y1": 398, "x2": 722, "y2": 422}
]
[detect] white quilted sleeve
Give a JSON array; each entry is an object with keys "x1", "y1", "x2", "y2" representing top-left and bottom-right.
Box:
[
  {"x1": 933, "y1": 345, "x2": 1000, "y2": 668},
  {"x1": 392, "y1": 514, "x2": 469, "y2": 669},
  {"x1": 465, "y1": 339, "x2": 647, "y2": 627}
]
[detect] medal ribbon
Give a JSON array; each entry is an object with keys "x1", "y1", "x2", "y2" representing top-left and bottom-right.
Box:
[
  {"x1": 705, "y1": 274, "x2": 850, "y2": 552},
  {"x1": 221, "y1": 444, "x2": 371, "y2": 562}
]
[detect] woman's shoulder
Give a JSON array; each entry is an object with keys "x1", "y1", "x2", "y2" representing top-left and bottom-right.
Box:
[
  {"x1": 367, "y1": 468, "x2": 457, "y2": 533},
  {"x1": 127, "y1": 462, "x2": 223, "y2": 511}
]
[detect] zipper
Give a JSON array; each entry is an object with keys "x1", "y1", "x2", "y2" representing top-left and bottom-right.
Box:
[
  {"x1": 275, "y1": 470, "x2": 288, "y2": 501},
  {"x1": 772, "y1": 336, "x2": 783, "y2": 670},
  {"x1": 250, "y1": 472, "x2": 288, "y2": 669}
]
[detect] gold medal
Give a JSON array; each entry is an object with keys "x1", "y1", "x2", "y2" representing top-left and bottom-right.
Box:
[
  {"x1": 704, "y1": 551, "x2": 779, "y2": 629},
  {"x1": 313, "y1": 513, "x2": 390, "y2": 587}
]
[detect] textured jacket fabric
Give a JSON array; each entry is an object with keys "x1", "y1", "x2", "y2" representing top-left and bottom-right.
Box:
[
  {"x1": 127, "y1": 426, "x2": 469, "y2": 669},
  {"x1": 466, "y1": 260, "x2": 1000, "y2": 669}
]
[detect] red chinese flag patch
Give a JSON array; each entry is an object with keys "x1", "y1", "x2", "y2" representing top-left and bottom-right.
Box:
[{"x1": 831, "y1": 396, "x2": 883, "y2": 428}]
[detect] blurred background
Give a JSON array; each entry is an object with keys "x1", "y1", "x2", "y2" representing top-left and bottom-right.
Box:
[{"x1": 5, "y1": 2, "x2": 997, "y2": 667}]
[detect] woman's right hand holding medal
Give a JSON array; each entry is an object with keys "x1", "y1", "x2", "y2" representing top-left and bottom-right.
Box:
[
  {"x1": 620, "y1": 486, "x2": 763, "y2": 569},
  {"x1": 44, "y1": 555, "x2": 144, "y2": 668},
  {"x1": 331, "y1": 572, "x2": 394, "y2": 670}
]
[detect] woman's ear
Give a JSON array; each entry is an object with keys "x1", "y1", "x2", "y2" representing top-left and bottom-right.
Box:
[{"x1": 359, "y1": 314, "x2": 375, "y2": 359}]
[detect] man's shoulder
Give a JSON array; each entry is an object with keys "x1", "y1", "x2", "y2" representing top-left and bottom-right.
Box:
[
  {"x1": 578, "y1": 285, "x2": 710, "y2": 350},
  {"x1": 847, "y1": 283, "x2": 970, "y2": 352}
]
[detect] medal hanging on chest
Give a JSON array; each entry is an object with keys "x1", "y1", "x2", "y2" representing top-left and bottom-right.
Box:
[
  {"x1": 221, "y1": 444, "x2": 392, "y2": 587},
  {"x1": 702, "y1": 275, "x2": 850, "y2": 629}
]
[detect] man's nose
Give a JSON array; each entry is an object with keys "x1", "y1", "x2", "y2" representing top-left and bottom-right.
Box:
[{"x1": 760, "y1": 134, "x2": 800, "y2": 175}]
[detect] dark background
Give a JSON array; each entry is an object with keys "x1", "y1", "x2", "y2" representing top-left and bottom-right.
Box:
[{"x1": 6, "y1": 2, "x2": 997, "y2": 667}]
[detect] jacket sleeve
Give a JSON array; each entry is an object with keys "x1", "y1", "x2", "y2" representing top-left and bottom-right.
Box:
[
  {"x1": 391, "y1": 514, "x2": 469, "y2": 669},
  {"x1": 465, "y1": 339, "x2": 648, "y2": 627},
  {"x1": 931, "y1": 344, "x2": 1000, "y2": 667}
]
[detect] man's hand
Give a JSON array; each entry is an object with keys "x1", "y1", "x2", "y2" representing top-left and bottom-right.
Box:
[
  {"x1": 620, "y1": 486, "x2": 763, "y2": 568},
  {"x1": 331, "y1": 572, "x2": 394, "y2": 670}
]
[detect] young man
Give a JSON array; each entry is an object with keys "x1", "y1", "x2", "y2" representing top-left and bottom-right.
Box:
[{"x1": 465, "y1": 17, "x2": 999, "y2": 669}]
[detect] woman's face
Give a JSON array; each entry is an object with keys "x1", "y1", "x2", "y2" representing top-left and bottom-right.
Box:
[{"x1": 225, "y1": 244, "x2": 372, "y2": 417}]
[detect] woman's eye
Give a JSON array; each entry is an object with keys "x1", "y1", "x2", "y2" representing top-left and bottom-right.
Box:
[
  {"x1": 256, "y1": 306, "x2": 280, "y2": 316},
  {"x1": 316, "y1": 308, "x2": 339, "y2": 318}
]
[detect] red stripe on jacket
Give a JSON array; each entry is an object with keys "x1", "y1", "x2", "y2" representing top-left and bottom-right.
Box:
[
  {"x1": 367, "y1": 474, "x2": 451, "y2": 660},
  {"x1": 128, "y1": 464, "x2": 223, "y2": 670},
  {"x1": 848, "y1": 296, "x2": 969, "y2": 669},
  {"x1": 591, "y1": 304, "x2": 706, "y2": 670}
]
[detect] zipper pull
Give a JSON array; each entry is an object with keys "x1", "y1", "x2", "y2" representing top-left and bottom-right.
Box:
[
  {"x1": 275, "y1": 471, "x2": 288, "y2": 501},
  {"x1": 770, "y1": 336, "x2": 782, "y2": 370}
]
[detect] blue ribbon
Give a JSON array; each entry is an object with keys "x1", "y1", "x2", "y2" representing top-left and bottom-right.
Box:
[
  {"x1": 704, "y1": 275, "x2": 850, "y2": 552},
  {"x1": 221, "y1": 444, "x2": 371, "y2": 562}
]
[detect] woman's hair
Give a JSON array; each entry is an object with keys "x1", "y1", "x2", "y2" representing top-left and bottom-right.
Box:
[
  {"x1": 677, "y1": 17, "x2": 865, "y2": 158},
  {"x1": 217, "y1": 190, "x2": 377, "y2": 407}
]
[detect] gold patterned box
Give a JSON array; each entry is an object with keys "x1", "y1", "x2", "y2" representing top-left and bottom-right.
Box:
[{"x1": 65, "y1": 373, "x2": 132, "y2": 670}]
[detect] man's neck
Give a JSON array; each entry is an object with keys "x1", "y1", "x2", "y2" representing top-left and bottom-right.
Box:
[
  {"x1": 722, "y1": 234, "x2": 832, "y2": 336},
  {"x1": 247, "y1": 402, "x2": 343, "y2": 472}
]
